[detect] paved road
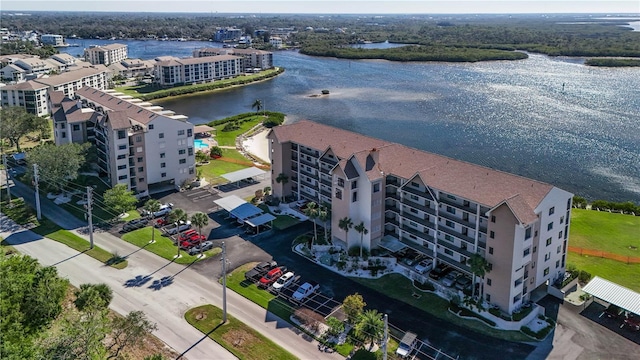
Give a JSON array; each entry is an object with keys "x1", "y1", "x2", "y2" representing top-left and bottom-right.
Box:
[{"x1": 1, "y1": 176, "x2": 343, "y2": 360}]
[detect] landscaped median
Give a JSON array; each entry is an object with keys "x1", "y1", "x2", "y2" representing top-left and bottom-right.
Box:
[
  {"x1": 121, "y1": 227, "x2": 221, "y2": 265},
  {"x1": 184, "y1": 304, "x2": 297, "y2": 360}
]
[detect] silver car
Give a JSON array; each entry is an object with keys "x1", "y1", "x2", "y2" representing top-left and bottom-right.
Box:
[{"x1": 188, "y1": 241, "x2": 214, "y2": 255}]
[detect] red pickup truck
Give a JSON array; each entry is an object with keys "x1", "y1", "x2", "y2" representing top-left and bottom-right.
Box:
[{"x1": 259, "y1": 266, "x2": 286, "y2": 288}]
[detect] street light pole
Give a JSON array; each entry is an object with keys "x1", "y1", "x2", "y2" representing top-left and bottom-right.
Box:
[
  {"x1": 382, "y1": 313, "x2": 388, "y2": 360},
  {"x1": 222, "y1": 241, "x2": 227, "y2": 323},
  {"x1": 2, "y1": 154, "x2": 10, "y2": 202},
  {"x1": 86, "y1": 186, "x2": 94, "y2": 249},
  {"x1": 33, "y1": 164, "x2": 41, "y2": 220}
]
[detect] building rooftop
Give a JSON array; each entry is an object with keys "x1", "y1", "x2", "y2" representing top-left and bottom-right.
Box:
[
  {"x1": 270, "y1": 120, "x2": 556, "y2": 222},
  {"x1": 1, "y1": 80, "x2": 48, "y2": 91},
  {"x1": 32, "y1": 66, "x2": 107, "y2": 87}
]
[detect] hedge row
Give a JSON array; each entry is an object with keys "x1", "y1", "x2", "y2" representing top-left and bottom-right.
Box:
[{"x1": 573, "y1": 196, "x2": 639, "y2": 215}]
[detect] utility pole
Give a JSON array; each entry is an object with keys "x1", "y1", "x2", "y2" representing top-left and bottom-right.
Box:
[
  {"x1": 382, "y1": 313, "x2": 388, "y2": 360},
  {"x1": 2, "y1": 154, "x2": 10, "y2": 202},
  {"x1": 222, "y1": 241, "x2": 227, "y2": 323},
  {"x1": 86, "y1": 186, "x2": 94, "y2": 249},
  {"x1": 33, "y1": 164, "x2": 41, "y2": 220}
]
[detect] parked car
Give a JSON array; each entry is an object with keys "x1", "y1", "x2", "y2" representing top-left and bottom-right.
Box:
[
  {"x1": 272, "y1": 271, "x2": 295, "y2": 291},
  {"x1": 442, "y1": 271, "x2": 461, "y2": 287},
  {"x1": 623, "y1": 314, "x2": 640, "y2": 331},
  {"x1": 455, "y1": 276, "x2": 472, "y2": 291},
  {"x1": 259, "y1": 266, "x2": 287, "y2": 288},
  {"x1": 121, "y1": 218, "x2": 149, "y2": 232},
  {"x1": 179, "y1": 234, "x2": 205, "y2": 249},
  {"x1": 603, "y1": 304, "x2": 624, "y2": 319},
  {"x1": 292, "y1": 281, "x2": 319, "y2": 302},
  {"x1": 245, "y1": 261, "x2": 278, "y2": 281},
  {"x1": 414, "y1": 259, "x2": 433, "y2": 274},
  {"x1": 188, "y1": 241, "x2": 214, "y2": 255},
  {"x1": 155, "y1": 217, "x2": 169, "y2": 228},
  {"x1": 178, "y1": 229, "x2": 198, "y2": 242},
  {"x1": 144, "y1": 203, "x2": 173, "y2": 218},
  {"x1": 395, "y1": 331, "x2": 417, "y2": 358},
  {"x1": 165, "y1": 221, "x2": 191, "y2": 235},
  {"x1": 429, "y1": 263, "x2": 450, "y2": 280}
]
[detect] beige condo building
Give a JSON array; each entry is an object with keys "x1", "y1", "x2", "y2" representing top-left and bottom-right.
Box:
[{"x1": 268, "y1": 120, "x2": 573, "y2": 315}]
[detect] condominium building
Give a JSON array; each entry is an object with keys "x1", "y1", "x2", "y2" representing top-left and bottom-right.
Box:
[
  {"x1": 268, "y1": 120, "x2": 573, "y2": 315},
  {"x1": 84, "y1": 43, "x2": 128, "y2": 66},
  {"x1": 1, "y1": 65, "x2": 109, "y2": 116},
  {"x1": 51, "y1": 87, "x2": 195, "y2": 195},
  {"x1": 193, "y1": 48, "x2": 273, "y2": 72},
  {"x1": 41, "y1": 34, "x2": 64, "y2": 46},
  {"x1": 269, "y1": 36, "x2": 283, "y2": 49},
  {"x1": 154, "y1": 55, "x2": 241, "y2": 86},
  {"x1": 214, "y1": 28, "x2": 243, "y2": 42}
]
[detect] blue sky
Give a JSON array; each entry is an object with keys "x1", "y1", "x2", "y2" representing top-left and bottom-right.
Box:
[{"x1": 2, "y1": 1, "x2": 639, "y2": 14}]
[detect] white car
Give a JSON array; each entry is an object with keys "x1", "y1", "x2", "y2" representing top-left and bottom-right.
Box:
[
  {"x1": 272, "y1": 271, "x2": 295, "y2": 291},
  {"x1": 414, "y1": 259, "x2": 433, "y2": 274},
  {"x1": 291, "y1": 281, "x2": 319, "y2": 302},
  {"x1": 165, "y1": 220, "x2": 191, "y2": 235},
  {"x1": 146, "y1": 203, "x2": 173, "y2": 218},
  {"x1": 188, "y1": 241, "x2": 214, "y2": 255}
]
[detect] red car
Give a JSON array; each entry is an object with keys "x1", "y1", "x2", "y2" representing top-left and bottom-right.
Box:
[
  {"x1": 623, "y1": 315, "x2": 640, "y2": 331},
  {"x1": 155, "y1": 217, "x2": 169, "y2": 228},
  {"x1": 259, "y1": 267, "x2": 285, "y2": 288},
  {"x1": 179, "y1": 234, "x2": 206, "y2": 249},
  {"x1": 178, "y1": 230, "x2": 198, "y2": 242}
]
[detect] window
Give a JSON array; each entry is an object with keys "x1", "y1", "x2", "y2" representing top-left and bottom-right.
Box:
[
  {"x1": 159, "y1": 132, "x2": 164, "y2": 139},
  {"x1": 137, "y1": 147, "x2": 142, "y2": 153},
  {"x1": 409, "y1": 207, "x2": 418, "y2": 214},
  {"x1": 148, "y1": 124, "x2": 154, "y2": 130},
  {"x1": 179, "y1": 159, "x2": 186, "y2": 164},
  {"x1": 560, "y1": 216, "x2": 564, "y2": 224},
  {"x1": 547, "y1": 222, "x2": 553, "y2": 231},
  {"x1": 556, "y1": 260, "x2": 560, "y2": 268},
  {"x1": 549, "y1": 207, "x2": 555, "y2": 216},
  {"x1": 488, "y1": 247, "x2": 493, "y2": 255},
  {"x1": 337, "y1": 178, "x2": 344, "y2": 187},
  {"x1": 118, "y1": 130, "x2": 126, "y2": 139},
  {"x1": 351, "y1": 192, "x2": 358, "y2": 202},
  {"x1": 490, "y1": 231, "x2": 495, "y2": 239},
  {"x1": 446, "y1": 206, "x2": 456, "y2": 214},
  {"x1": 117, "y1": 165, "x2": 126, "y2": 170},
  {"x1": 335, "y1": 189, "x2": 342, "y2": 199},
  {"x1": 138, "y1": 178, "x2": 144, "y2": 183},
  {"x1": 61, "y1": 132, "x2": 66, "y2": 138},
  {"x1": 546, "y1": 237, "x2": 552, "y2": 246},
  {"x1": 486, "y1": 294, "x2": 491, "y2": 302},
  {"x1": 544, "y1": 253, "x2": 550, "y2": 261},
  {"x1": 160, "y1": 152, "x2": 165, "y2": 158},
  {"x1": 533, "y1": 246, "x2": 537, "y2": 253},
  {"x1": 137, "y1": 167, "x2": 143, "y2": 172},
  {"x1": 444, "y1": 248, "x2": 453, "y2": 256},
  {"x1": 187, "y1": 129, "x2": 192, "y2": 137},
  {"x1": 487, "y1": 263, "x2": 493, "y2": 271},
  {"x1": 523, "y1": 248, "x2": 530, "y2": 257},
  {"x1": 411, "y1": 181, "x2": 420, "y2": 188},
  {"x1": 188, "y1": 147, "x2": 193, "y2": 156},
  {"x1": 558, "y1": 231, "x2": 563, "y2": 239},
  {"x1": 447, "y1": 194, "x2": 456, "y2": 200},
  {"x1": 490, "y1": 215, "x2": 496, "y2": 223},
  {"x1": 525, "y1": 227, "x2": 532, "y2": 239},
  {"x1": 118, "y1": 144, "x2": 126, "y2": 150},
  {"x1": 557, "y1": 245, "x2": 562, "y2": 254},
  {"x1": 444, "y1": 234, "x2": 454, "y2": 242},
  {"x1": 160, "y1": 162, "x2": 166, "y2": 168},
  {"x1": 373, "y1": 183, "x2": 380, "y2": 193},
  {"x1": 137, "y1": 157, "x2": 143, "y2": 163},
  {"x1": 135, "y1": 135, "x2": 142, "y2": 142},
  {"x1": 543, "y1": 267, "x2": 550, "y2": 276},
  {"x1": 567, "y1": 198, "x2": 571, "y2": 210},
  {"x1": 118, "y1": 175, "x2": 127, "y2": 180},
  {"x1": 161, "y1": 172, "x2": 166, "y2": 178},
  {"x1": 178, "y1": 149, "x2": 186, "y2": 155},
  {"x1": 445, "y1": 220, "x2": 455, "y2": 228},
  {"x1": 486, "y1": 278, "x2": 492, "y2": 286},
  {"x1": 117, "y1": 154, "x2": 126, "y2": 160},
  {"x1": 178, "y1": 129, "x2": 185, "y2": 136},
  {"x1": 351, "y1": 181, "x2": 357, "y2": 189},
  {"x1": 72, "y1": 124, "x2": 80, "y2": 131}
]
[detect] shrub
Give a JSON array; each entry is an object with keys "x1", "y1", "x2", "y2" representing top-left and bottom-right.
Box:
[
  {"x1": 413, "y1": 280, "x2": 435, "y2": 291},
  {"x1": 578, "y1": 270, "x2": 592, "y2": 283},
  {"x1": 294, "y1": 308, "x2": 325, "y2": 333}
]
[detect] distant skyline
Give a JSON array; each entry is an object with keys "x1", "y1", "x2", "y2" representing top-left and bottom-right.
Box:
[{"x1": 1, "y1": 1, "x2": 639, "y2": 15}]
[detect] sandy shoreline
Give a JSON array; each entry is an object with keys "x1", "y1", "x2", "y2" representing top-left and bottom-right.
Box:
[{"x1": 241, "y1": 129, "x2": 270, "y2": 163}]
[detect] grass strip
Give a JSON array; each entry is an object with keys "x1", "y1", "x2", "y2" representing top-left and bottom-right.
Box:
[
  {"x1": 31, "y1": 219, "x2": 127, "y2": 269},
  {"x1": 121, "y1": 226, "x2": 221, "y2": 265},
  {"x1": 567, "y1": 252, "x2": 640, "y2": 292},
  {"x1": 569, "y1": 209, "x2": 640, "y2": 258},
  {"x1": 185, "y1": 304, "x2": 297, "y2": 360}
]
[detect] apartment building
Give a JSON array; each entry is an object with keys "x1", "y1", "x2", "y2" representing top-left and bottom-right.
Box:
[
  {"x1": 193, "y1": 48, "x2": 273, "y2": 72},
  {"x1": 41, "y1": 34, "x2": 64, "y2": 46},
  {"x1": 107, "y1": 58, "x2": 155, "y2": 78},
  {"x1": 51, "y1": 87, "x2": 195, "y2": 195},
  {"x1": 154, "y1": 55, "x2": 241, "y2": 86},
  {"x1": 14, "y1": 57, "x2": 55, "y2": 76},
  {"x1": 1, "y1": 65, "x2": 109, "y2": 116},
  {"x1": 214, "y1": 28, "x2": 243, "y2": 42},
  {"x1": 269, "y1": 37, "x2": 283, "y2": 49},
  {"x1": 84, "y1": 43, "x2": 128, "y2": 66},
  {"x1": 268, "y1": 120, "x2": 573, "y2": 315}
]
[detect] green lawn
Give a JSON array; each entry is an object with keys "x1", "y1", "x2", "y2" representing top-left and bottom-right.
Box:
[
  {"x1": 0, "y1": 197, "x2": 38, "y2": 225},
  {"x1": 569, "y1": 209, "x2": 640, "y2": 257},
  {"x1": 185, "y1": 304, "x2": 297, "y2": 360},
  {"x1": 121, "y1": 210, "x2": 141, "y2": 221},
  {"x1": 197, "y1": 149, "x2": 251, "y2": 184},
  {"x1": 567, "y1": 253, "x2": 640, "y2": 292},
  {"x1": 257, "y1": 205, "x2": 300, "y2": 230},
  {"x1": 121, "y1": 227, "x2": 221, "y2": 265},
  {"x1": 30, "y1": 219, "x2": 127, "y2": 269},
  {"x1": 353, "y1": 274, "x2": 532, "y2": 343},
  {"x1": 213, "y1": 115, "x2": 266, "y2": 146}
]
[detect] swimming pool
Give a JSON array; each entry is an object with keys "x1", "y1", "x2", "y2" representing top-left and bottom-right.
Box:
[{"x1": 194, "y1": 139, "x2": 209, "y2": 150}]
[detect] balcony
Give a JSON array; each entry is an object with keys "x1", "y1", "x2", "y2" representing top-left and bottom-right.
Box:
[
  {"x1": 436, "y1": 252, "x2": 471, "y2": 274},
  {"x1": 299, "y1": 168, "x2": 317, "y2": 180},
  {"x1": 385, "y1": 202, "x2": 400, "y2": 213},
  {"x1": 299, "y1": 157, "x2": 317, "y2": 168},
  {"x1": 438, "y1": 210, "x2": 476, "y2": 229},
  {"x1": 438, "y1": 238, "x2": 475, "y2": 259},
  {"x1": 320, "y1": 189, "x2": 331, "y2": 198},
  {"x1": 399, "y1": 236, "x2": 435, "y2": 258},
  {"x1": 385, "y1": 176, "x2": 401, "y2": 187},
  {"x1": 438, "y1": 224, "x2": 476, "y2": 245},
  {"x1": 299, "y1": 147, "x2": 319, "y2": 157},
  {"x1": 439, "y1": 196, "x2": 476, "y2": 214},
  {"x1": 386, "y1": 191, "x2": 400, "y2": 201},
  {"x1": 400, "y1": 224, "x2": 435, "y2": 244},
  {"x1": 401, "y1": 210, "x2": 433, "y2": 227},
  {"x1": 401, "y1": 198, "x2": 436, "y2": 216},
  {"x1": 300, "y1": 189, "x2": 318, "y2": 202},
  {"x1": 299, "y1": 178, "x2": 317, "y2": 189},
  {"x1": 385, "y1": 216, "x2": 399, "y2": 227},
  {"x1": 320, "y1": 156, "x2": 338, "y2": 167},
  {"x1": 402, "y1": 186, "x2": 434, "y2": 201},
  {"x1": 320, "y1": 177, "x2": 332, "y2": 187},
  {"x1": 291, "y1": 154, "x2": 298, "y2": 162}
]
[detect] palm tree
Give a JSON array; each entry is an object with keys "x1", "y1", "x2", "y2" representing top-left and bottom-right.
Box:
[
  {"x1": 469, "y1": 252, "x2": 491, "y2": 298},
  {"x1": 355, "y1": 309, "x2": 384, "y2": 351},
  {"x1": 354, "y1": 221, "x2": 368, "y2": 258},
  {"x1": 190, "y1": 212, "x2": 209, "y2": 256},
  {"x1": 251, "y1": 99, "x2": 263, "y2": 114},
  {"x1": 338, "y1": 217, "x2": 353, "y2": 249},
  {"x1": 303, "y1": 202, "x2": 319, "y2": 246},
  {"x1": 318, "y1": 206, "x2": 330, "y2": 245},
  {"x1": 275, "y1": 173, "x2": 289, "y2": 202},
  {"x1": 167, "y1": 208, "x2": 187, "y2": 258},
  {"x1": 143, "y1": 199, "x2": 161, "y2": 244}
]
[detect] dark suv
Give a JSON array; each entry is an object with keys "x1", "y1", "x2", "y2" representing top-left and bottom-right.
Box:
[
  {"x1": 244, "y1": 261, "x2": 278, "y2": 281},
  {"x1": 429, "y1": 263, "x2": 451, "y2": 280}
]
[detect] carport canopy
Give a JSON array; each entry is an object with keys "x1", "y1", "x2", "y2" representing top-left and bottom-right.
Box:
[
  {"x1": 582, "y1": 276, "x2": 640, "y2": 315},
  {"x1": 221, "y1": 167, "x2": 266, "y2": 183},
  {"x1": 379, "y1": 235, "x2": 407, "y2": 253},
  {"x1": 230, "y1": 203, "x2": 262, "y2": 221},
  {"x1": 194, "y1": 125, "x2": 215, "y2": 133},
  {"x1": 214, "y1": 195, "x2": 246, "y2": 212},
  {"x1": 245, "y1": 213, "x2": 276, "y2": 227}
]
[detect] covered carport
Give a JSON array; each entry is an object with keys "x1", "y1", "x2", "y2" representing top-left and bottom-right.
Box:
[
  {"x1": 194, "y1": 124, "x2": 215, "y2": 137},
  {"x1": 379, "y1": 235, "x2": 408, "y2": 253},
  {"x1": 582, "y1": 276, "x2": 640, "y2": 315},
  {"x1": 245, "y1": 213, "x2": 276, "y2": 234},
  {"x1": 220, "y1": 167, "x2": 267, "y2": 188},
  {"x1": 214, "y1": 195, "x2": 260, "y2": 221}
]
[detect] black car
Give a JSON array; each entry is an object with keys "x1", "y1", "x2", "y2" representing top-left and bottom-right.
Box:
[
  {"x1": 429, "y1": 263, "x2": 451, "y2": 280},
  {"x1": 121, "y1": 218, "x2": 149, "y2": 232},
  {"x1": 244, "y1": 261, "x2": 278, "y2": 281}
]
